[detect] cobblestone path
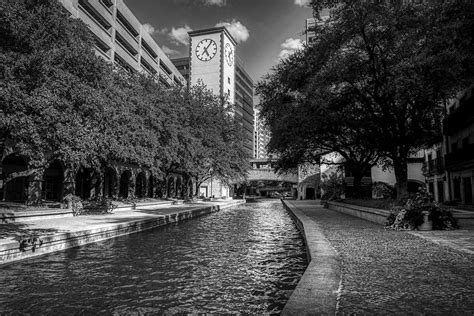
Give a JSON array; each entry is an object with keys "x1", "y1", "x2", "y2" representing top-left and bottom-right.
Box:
[{"x1": 293, "y1": 201, "x2": 474, "y2": 314}]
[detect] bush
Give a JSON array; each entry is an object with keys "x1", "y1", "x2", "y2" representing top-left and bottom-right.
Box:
[
  {"x1": 372, "y1": 182, "x2": 396, "y2": 199},
  {"x1": 385, "y1": 188, "x2": 457, "y2": 230},
  {"x1": 320, "y1": 172, "x2": 345, "y2": 201}
]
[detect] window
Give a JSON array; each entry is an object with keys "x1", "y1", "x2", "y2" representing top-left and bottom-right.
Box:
[
  {"x1": 228, "y1": 89, "x2": 230, "y2": 96},
  {"x1": 228, "y1": 77, "x2": 230, "y2": 84}
]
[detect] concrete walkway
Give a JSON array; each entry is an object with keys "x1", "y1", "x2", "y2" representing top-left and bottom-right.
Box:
[
  {"x1": 0, "y1": 200, "x2": 244, "y2": 265},
  {"x1": 284, "y1": 200, "x2": 474, "y2": 314}
]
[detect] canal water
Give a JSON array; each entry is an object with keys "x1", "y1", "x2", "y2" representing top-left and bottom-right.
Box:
[{"x1": 0, "y1": 200, "x2": 307, "y2": 314}]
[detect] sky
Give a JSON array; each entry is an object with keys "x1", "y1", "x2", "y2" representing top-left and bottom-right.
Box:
[{"x1": 125, "y1": 0, "x2": 314, "y2": 85}]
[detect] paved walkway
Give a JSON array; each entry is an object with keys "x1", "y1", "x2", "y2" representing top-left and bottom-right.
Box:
[
  {"x1": 0, "y1": 201, "x2": 238, "y2": 246},
  {"x1": 288, "y1": 200, "x2": 474, "y2": 314}
]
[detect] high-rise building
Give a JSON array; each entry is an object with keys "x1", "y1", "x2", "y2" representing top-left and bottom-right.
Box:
[
  {"x1": 305, "y1": 18, "x2": 316, "y2": 44},
  {"x1": 58, "y1": 0, "x2": 186, "y2": 87},
  {"x1": 234, "y1": 57, "x2": 255, "y2": 156},
  {"x1": 253, "y1": 107, "x2": 271, "y2": 159}
]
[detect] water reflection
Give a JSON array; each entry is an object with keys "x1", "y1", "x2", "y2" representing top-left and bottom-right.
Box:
[{"x1": 0, "y1": 200, "x2": 307, "y2": 314}]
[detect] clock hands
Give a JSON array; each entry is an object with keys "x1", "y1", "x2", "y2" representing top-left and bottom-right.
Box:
[{"x1": 203, "y1": 41, "x2": 213, "y2": 58}]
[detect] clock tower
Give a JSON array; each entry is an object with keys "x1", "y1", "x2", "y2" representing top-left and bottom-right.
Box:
[{"x1": 188, "y1": 27, "x2": 236, "y2": 104}]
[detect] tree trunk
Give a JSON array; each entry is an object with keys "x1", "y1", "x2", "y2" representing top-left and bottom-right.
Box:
[
  {"x1": 352, "y1": 171, "x2": 363, "y2": 198},
  {"x1": 393, "y1": 156, "x2": 408, "y2": 199}
]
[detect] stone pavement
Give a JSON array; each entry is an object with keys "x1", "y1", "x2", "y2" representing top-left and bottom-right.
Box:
[
  {"x1": 288, "y1": 200, "x2": 474, "y2": 314},
  {"x1": 0, "y1": 200, "x2": 239, "y2": 246}
]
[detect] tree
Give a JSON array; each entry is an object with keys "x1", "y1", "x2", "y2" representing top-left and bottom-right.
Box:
[
  {"x1": 174, "y1": 84, "x2": 249, "y2": 196},
  {"x1": 0, "y1": 0, "x2": 113, "y2": 203},
  {"x1": 259, "y1": 0, "x2": 474, "y2": 198}
]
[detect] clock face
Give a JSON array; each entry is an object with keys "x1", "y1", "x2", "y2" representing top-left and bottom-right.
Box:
[
  {"x1": 195, "y1": 39, "x2": 217, "y2": 61},
  {"x1": 224, "y1": 43, "x2": 234, "y2": 66}
]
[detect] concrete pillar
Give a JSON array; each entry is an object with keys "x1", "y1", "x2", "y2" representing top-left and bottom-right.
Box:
[{"x1": 27, "y1": 168, "x2": 44, "y2": 205}]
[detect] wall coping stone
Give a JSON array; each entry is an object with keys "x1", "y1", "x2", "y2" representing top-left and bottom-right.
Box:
[{"x1": 281, "y1": 199, "x2": 341, "y2": 315}]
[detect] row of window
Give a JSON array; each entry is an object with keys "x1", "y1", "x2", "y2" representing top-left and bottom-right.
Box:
[{"x1": 77, "y1": 0, "x2": 182, "y2": 85}]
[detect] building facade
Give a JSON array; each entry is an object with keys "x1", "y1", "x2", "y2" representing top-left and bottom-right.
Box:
[
  {"x1": 59, "y1": 0, "x2": 185, "y2": 87},
  {"x1": 424, "y1": 85, "x2": 474, "y2": 206},
  {"x1": 253, "y1": 107, "x2": 271, "y2": 159}
]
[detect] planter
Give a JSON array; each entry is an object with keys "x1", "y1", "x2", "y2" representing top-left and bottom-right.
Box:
[{"x1": 418, "y1": 211, "x2": 433, "y2": 231}]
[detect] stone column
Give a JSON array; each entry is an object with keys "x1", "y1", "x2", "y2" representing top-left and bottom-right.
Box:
[
  {"x1": 27, "y1": 168, "x2": 44, "y2": 205},
  {"x1": 128, "y1": 171, "x2": 136, "y2": 199}
]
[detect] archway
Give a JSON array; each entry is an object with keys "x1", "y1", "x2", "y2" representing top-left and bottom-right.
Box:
[
  {"x1": 167, "y1": 177, "x2": 175, "y2": 198},
  {"x1": 75, "y1": 168, "x2": 98, "y2": 200},
  {"x1": 148, "y1": 174, "x2": 154, "y2": 198},
  {"x1": 42, "y1": 160, "x2": 64, "y2": 201},
  {"x1": 305, "y1": 187, "x2": 315, "y2": 200},
  {"x1": 176, "y1": 177, "x2": 182, "y2": 199},
  {"x1": 103, "y1": 167, "x2": 118, "y2": 198},
  {"x1": 2, "y1": 153, "x2": 29, "y2": 202},
  {"x1": 135, "y1": 172, "x2": 146, "y2": 198},
  {"x1": 119, "y1": 170, "x2": 132, "y2": 198}
]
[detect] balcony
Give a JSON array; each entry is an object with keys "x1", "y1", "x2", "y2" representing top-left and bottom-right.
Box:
[
  {"x1": 422, "y1": 157, "x2": 445, "y2": 176},
  {"x1": 445, "y1": 143, "x2": 474, "y2": 171},
  {"x1": 443, "y1": 94, "x2": 474, "y2": 135}
]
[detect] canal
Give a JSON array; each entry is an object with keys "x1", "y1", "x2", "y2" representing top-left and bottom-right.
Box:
[{"x1": 0, "y1": 200, "x2": 307, "y2": 314}]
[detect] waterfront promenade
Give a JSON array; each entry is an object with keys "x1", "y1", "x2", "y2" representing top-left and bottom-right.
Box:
[
  {"x1": 284, "y1": 200, "x2": 474, "y2": 314},
  {"x1": 0, "y1": 199, "x2": 244, "y2": 265}
]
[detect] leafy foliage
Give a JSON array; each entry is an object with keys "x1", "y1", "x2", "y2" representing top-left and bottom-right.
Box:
[
  {"x1": 385, "y1": 188, "x2": 457, "y2": 230},
  {"x1": 320, "y1": 172, "x2": 344, "y2": 201},
  {"x1": 0, "y1": 0, "x2": 249, "y2": 201},
  {"x1": 258, "y1": 1, "x2": 474, "y2": 198}
]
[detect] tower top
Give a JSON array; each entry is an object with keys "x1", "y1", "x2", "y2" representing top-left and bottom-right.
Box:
[{"x1": 188, "y1": 26, "x2": 237, "y2": 46}]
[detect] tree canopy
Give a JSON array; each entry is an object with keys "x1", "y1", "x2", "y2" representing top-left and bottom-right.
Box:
[
  {"x1": 0, "y1": 0, "x2": 249, "y2": 198},
  {"x1": 257, "y1": 0, "x2": 474, "y2": 197}
]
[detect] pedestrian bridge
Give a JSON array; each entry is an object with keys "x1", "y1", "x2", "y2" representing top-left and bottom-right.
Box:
[{"x1": 247, "y1": 168, "x2": 298, "y2": 183}]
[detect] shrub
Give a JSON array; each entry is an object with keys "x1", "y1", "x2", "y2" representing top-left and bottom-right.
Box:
[
  {"x1": 320, "y1": 172, "x2": 345, "y2": 201},
  {"x1": 385, "y1": 188, "x2": 457, "y2": 230},
  {"x1": 372, "y1": 182, "x2": 396, "y2": 199}
]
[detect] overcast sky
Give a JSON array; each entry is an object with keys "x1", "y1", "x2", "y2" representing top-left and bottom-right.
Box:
[{"x1": 125, "y1": 0, "x2": 314, "y2": 85}]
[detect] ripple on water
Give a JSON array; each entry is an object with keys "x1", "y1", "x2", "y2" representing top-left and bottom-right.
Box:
[{"x1": 0, "y1": 200, "x2": 307, "y2": 314}]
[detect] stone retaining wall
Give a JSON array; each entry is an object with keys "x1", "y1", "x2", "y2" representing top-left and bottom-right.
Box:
[
  {"x1": 327, "y1": 201, "x2": 390, "y2": 225},
  {"x1": 281, "y1": 200, "x2": 340, "y2": 315}
]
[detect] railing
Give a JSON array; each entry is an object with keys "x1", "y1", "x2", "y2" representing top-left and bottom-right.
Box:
[
  {"x1": 445, "y1": 144, "x2": 474, "y2": 170},
  {"x1": 422, "y1": 157, "x2": 445, "y2": 176}
]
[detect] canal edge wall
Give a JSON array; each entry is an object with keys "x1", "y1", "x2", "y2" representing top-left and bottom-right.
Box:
[
  {"x1": 0, "y1": 200, "x2": 244, "y2": 266},
  {"x1": 281, "y1": 199, "x2": 341, "y2": 315}
]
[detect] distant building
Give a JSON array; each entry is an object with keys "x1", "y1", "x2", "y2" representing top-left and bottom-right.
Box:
[
  {"x1": 253, "y1": 107, "x2": 271, "y2": 159},
  {"x1": 305, "y1": 18, "x2": 316, "y2": 44},
  {"x1": 58, "y1": 0, "x2": 185, "y2": 87},
  {"x1": 170, "y1": 57, "x2": 190, "y2": 83}
]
